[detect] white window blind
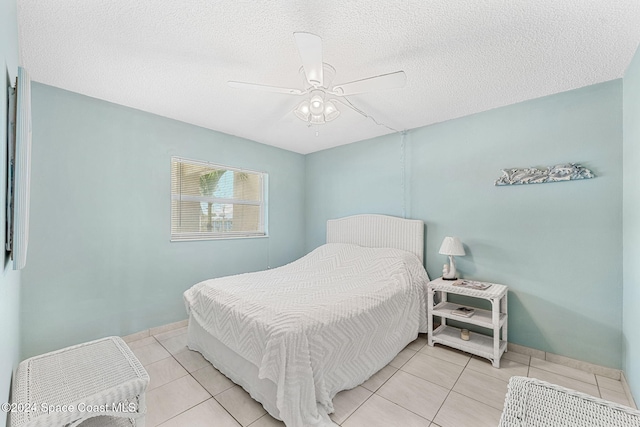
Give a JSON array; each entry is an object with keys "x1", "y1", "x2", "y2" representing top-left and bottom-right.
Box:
[{"x1": 171, "y1": 157, "x2": 267, "y2": 241}]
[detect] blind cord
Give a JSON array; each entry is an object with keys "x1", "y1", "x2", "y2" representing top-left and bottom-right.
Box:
[
  {"x1": 267, "y1": 240, "x2": 271, "y2": 269},
  {"x1": 400, "y1": 131, "x2": 407, "y2": 219}
]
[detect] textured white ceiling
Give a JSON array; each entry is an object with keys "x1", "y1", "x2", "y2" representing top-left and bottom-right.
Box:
[{"x1": 18, "y1": 1, "x2": 640, "y2": 154}]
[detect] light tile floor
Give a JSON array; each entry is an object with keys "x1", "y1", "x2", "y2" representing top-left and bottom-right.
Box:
[{"x1": 128, "y1": 330, "x2": 633, "y2": 427}]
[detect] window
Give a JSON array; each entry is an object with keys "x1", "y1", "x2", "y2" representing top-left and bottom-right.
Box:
[{"x1": 171, "y1": 157, "x2": 267, "y2": 241}]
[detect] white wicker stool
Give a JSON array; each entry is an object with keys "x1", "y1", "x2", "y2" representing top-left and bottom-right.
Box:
[
  {"x1": 500, "y1": 376, "x2": 640, "y2": 426},
  {"x1": 10, "y1": 336, "x2": 149, "y2": 427}
]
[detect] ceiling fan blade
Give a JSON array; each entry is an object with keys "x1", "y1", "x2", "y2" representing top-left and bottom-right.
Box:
[
  {"x1": 228, "y1": 81, "x2": 304, "y2": 95},
  {"x1": 332, "y1": 71, "x2": 407, "y2": 96},
  {"x1": 293, "y1": 32, "x2": 323, "y2": 87}
]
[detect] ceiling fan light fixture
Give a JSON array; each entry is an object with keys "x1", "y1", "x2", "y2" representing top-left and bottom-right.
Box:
[
  {"x1": 323, "y1": 100, "x2": 340, "y2": 122},
  {"x1": 310, "y1": 114, "x2": 325, "y2": 125},
  {"x1": 309, "y1": 91, "x2": 325, "y2": 115},
  {"x1": 294, "y1": 100, "x2": 311, "y2": 121},
  {"x1": 229, "y1": 32, "x2": 406, "y2": 130}
]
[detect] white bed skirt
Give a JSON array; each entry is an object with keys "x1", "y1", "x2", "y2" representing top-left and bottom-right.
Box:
[
  {"x1": 187, "y1": 313, "x2": 283, "y2": 420},
  {"x1": 187, "y1": 311, "x2": 424, "y2": 426}
]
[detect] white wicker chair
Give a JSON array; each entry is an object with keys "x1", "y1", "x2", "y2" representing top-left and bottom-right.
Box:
[
  {"x1": 500, "y1": 376, "x2": 640, "y2": 427},
  {"x1": 11, "y1": 337, "x2": 149, "y2": 427}
]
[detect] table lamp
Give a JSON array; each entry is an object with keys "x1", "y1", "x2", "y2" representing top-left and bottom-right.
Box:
[{"x1": 439, "y1": 236, "x2": 465, "y2": 280}]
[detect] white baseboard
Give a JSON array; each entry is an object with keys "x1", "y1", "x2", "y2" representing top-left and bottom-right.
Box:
[
  {"x1": 508, "y1": 342, "x2": 621, "y2": 380},
  {"x1": 122, "y1": 319, "x2": 188, "y2": 343}
]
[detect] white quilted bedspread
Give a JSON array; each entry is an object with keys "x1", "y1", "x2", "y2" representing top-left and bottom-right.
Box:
[{"x1": 184, "y1": 243, "x2": 429, "y2": 427}]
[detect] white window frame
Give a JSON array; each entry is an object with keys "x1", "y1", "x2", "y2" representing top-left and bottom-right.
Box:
[{"x1": 170, "y1": 156, "x2": 268, "y2": 241}]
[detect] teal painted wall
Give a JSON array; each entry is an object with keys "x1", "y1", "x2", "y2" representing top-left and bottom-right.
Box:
[
  {"x1": 623, "y1": 44, "x2": 640, "y2": 400},
  {"x1": 307, "y1": 81, "x2": 623, "y2": 368},
  {"x1": 21, "y1": 83, "x2": 306, "y2": 358},
  {"x1": 1, "y1": 0, "x2": 22, "y2": 425},
  {"x1": 15, "y1": 42, "x2": 631, "y2": 392}
]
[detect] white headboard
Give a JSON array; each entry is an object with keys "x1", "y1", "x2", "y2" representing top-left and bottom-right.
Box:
[{"x1": 326, "y1": 214, "x2": 424, "y2": 263}]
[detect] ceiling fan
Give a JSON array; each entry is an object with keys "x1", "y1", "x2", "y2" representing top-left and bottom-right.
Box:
[{"x1": 228, "y1": 32, "x2": 407, "y2": 125}]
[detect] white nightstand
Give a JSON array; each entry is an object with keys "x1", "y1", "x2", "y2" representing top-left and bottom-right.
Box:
[{"x1": 427, "y1": 277, "x2": 508, "y2": 368}]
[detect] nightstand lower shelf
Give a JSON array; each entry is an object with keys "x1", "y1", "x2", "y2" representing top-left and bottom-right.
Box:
[{"x1": 432, "y1": 325, "x2": 507, "y2": 367}]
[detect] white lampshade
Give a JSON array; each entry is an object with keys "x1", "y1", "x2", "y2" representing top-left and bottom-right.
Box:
[
  {"x1": 310, "y1": 114, "x2": 324, "y2": 124},
  {"x1": 323, "y1": 100, "x2": 340, "y2": 122},
  {"x1": 294, "y1": 100, "x2": 311, "y2": 121},
  {"x1": 439, "y1": 237, "x2": 465, "y2": 256},
  {"x1": 309, "y1": 91, "x2": 324, "y2": 115}
]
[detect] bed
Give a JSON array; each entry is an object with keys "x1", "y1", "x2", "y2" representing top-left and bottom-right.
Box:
[{"x1": 183, "y1": 214, "x2": 430, "y2": 427}]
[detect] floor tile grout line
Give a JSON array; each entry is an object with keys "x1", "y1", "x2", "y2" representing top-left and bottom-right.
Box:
[
  {"x1": 390, "y1": 347, "x2": 418, "y2": 370},
  {"x1": 247, "y1": 413, "x2": 279, "y2": 427},
  {"x1": 528, "y1": 365, "x2": 600, "y2": 389},
  {"x1": 211, "y1": 391, "x2": 249, "y2": 427},
  {"x1": 146, "y1": 351, "x2": 215, "y2": 427},
  {"x1": 530, "y1": 359, "x2": 599, "y2": 384},
  {"x1": 596, "y1": 380, "x2": 630, "y2": 398},
  {"x1": 130, "y1": 336, "x2": 161, "y2": 351},
  {"x1": 341, "y1": 349, "x2": 421, "y2": 425},
  {"x1": 337, "y1": 392, "x2": 375, "y2": 426},
  {"x1": 397, "y1": 363, "x2": 467, "y2": 390},
  {"x1": 153, "y1": 396, "x2": 217, "y2": 427},
  {"x1": 452, "y1": 371, "x2": 513, "y2": 412},
  {"x1": 153, "y1": 356, "x2": 214, "y2": 426},
  {"x1": 392, "y1": 348, "x2": 536, "y2": 418},
  {"x1": 149, "y1": 352, "x2": 247, "y2": 427},
  {"x1": 427, "y1": 352, "x2": 524, "y2": 416},
  {"x1": 418, "y1": 345, "x2": 473, "y2": 366},
  {"x1": 362, "y1": 367, "x2": 397, "y2": 393},
  {"x1": 594, "y1": 375, "x2": 603, "y2": 398},
  {"x1": 525, "y1": 354, "x2": 603, "y2": 392},
  {"x1": 428, "y1": 350, "x2": 472, "y2": 423},
  {"x1": 415, "y1": 347, "x2": 472, "y2": 368},
  {"x1": 370, "y1": 392, "x2": 435, "y2": 423},
  {"x1": 190, "y1": 367, "x2": 236, "y2": 397},
  {"x1": 180, "y1": 347, "x2": 264, "y2": 427}
]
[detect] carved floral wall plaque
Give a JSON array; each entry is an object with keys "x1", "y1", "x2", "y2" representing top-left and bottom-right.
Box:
[{"x1": 494, "y1": 163, "x2": 595, "y2": 186}]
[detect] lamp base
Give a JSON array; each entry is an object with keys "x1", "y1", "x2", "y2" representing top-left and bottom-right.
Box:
[{"x1": 442, "y1": 277, "x2": 458, "y2": 281}]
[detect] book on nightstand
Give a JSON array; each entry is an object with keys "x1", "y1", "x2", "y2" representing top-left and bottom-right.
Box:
[{"x1": 451, "y1": 306, "x2": 475, "y2": 317}]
